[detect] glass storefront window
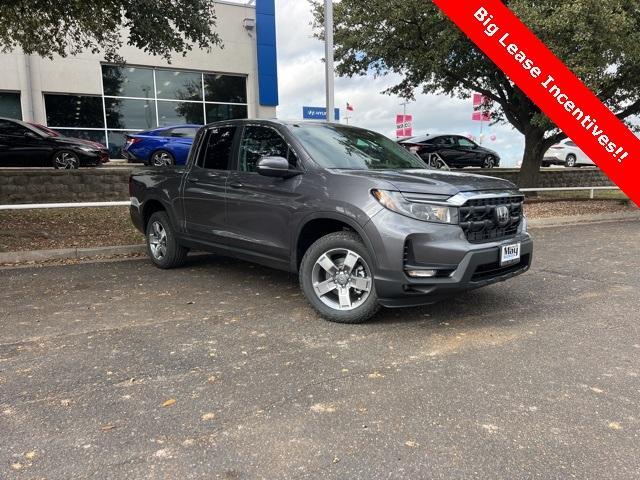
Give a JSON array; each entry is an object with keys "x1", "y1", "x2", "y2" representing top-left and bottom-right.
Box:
[
  {"x1": 204, "y1": 74, "x2": 247, "y2": 103},
  {"x1": 102, "y1": 65, "x2": 154, "y2": 98},
  {"x1": 44, "y1": 94, "x2": 104, "y2": 128},
  {"x1": 0, "y1": 92, "x2": 22, "y2": 119},
  {"x1": 157, "y1": 100, "x2": 204, "y2": 126},
  {"x1": 104, "y1": 98, "x2": 156, "y2": 130},
  {"x1": 52, "y1": 129, "x2": 107, "y2": 146},
  {"x1": 155, "y1": 70, "x2": 203, "y2": 101},
  {"x1": 205, "y1": 103, "x2": 248, "y2": 123},
  {"x1": 107, "y1": 130, "x2": 136, "y2": 158}
]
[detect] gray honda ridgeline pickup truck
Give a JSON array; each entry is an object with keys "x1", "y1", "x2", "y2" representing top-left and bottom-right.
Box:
[{"x1": 130, "y1": 120, "x2": 532, "y2": 323}]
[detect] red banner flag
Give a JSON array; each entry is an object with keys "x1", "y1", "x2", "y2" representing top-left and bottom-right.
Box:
[
  {"x1": 433, "y1": 0, "x2": 640, "y2": 205},
  {"x1": 396, "y1": 114, "x2": 413, "y2": 138},
  {"x1": 472, "y1": 93, "x2": 491, "y2": 121}
]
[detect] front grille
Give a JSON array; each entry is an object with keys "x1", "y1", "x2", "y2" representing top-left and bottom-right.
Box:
[{"x1": 459, "y1": 196, "x2": 523, "y2": 243}]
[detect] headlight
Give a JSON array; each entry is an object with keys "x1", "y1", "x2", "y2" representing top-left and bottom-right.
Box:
[
  {"x1": 78, "y1": 146, "x2": 96, "y2": 153},
  {"x1": 372, "y1": 190, "x2": 458, "y2": 224}
]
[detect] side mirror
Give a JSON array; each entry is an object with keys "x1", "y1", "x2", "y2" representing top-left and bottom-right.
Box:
[{"x1": 257, "y1": 156, "x2": 300, "y2": 178}]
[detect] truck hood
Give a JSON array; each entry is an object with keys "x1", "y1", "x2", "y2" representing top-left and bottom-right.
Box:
[{"x1": 334, "y1": 169, "x2": 517, "y2": 196}]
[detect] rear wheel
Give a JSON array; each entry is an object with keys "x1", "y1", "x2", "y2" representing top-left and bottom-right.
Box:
[
  {"x1": 565, "y1": 154, "x2": 577, "y2": 168},
  {"x1": 300, "y1": 231, "x2": 380, "y2": 323},
  {"x1": 151, "y1": 150, "x2": 175, "y2": 167},
  {"x1": 53, "y1": 150, "x2": 80, "y2": 169},
  {"x1": 146, "y1": 211, "x2": 188, "y2": 269}
]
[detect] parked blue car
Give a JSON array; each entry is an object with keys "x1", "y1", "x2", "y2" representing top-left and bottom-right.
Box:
[{"x1": 123, "y1": 124, "x2": 201, "y2": 166}]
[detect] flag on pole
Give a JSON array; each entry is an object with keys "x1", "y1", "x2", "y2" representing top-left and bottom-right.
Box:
[
  {"x1": 472, "y1": 93, "x2": 491, "y2": 121},
  {"x1": 346, "y1": 102, "x2": 354, "y2": 112}
]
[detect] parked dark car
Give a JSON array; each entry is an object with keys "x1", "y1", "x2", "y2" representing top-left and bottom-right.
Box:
[
  {"x1": 399, "y1": 134, "x2": 500, "y2": 169},
  {"x1": 0, "y1": 117, "x2": 108, "y2": 168},
  {"x1": 28, "y1": 122, "x2": 110, "y2": 163},
  {"x1": 130, "y1": 120, "x2": 532, "y2": 324},
  {"x1": 123, "y1": 125, "x2": 201, "y2": 166}
]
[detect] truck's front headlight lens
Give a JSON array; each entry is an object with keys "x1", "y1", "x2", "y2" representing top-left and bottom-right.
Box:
[{"x1": 372, "y1": 190, "x2": 458, "y2": 224}]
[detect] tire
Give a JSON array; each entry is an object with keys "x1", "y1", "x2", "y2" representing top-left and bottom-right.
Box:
[
  {"x1": 299, "y1": 231, "x2": 380, "y2": 324},
  {"x1": 565, "y1": 154, "x2": 577, "y2": 168},
  {"x1": 145, "y1": 211, "x2": 188, "y2": 269},
  {"x1": 53, "y1": 150, "x2": 80, "y2": 169},
  {"x1": 150, "y1": 150, "x2": 175, "y2": 167},
  {"x1": 481, "y1": 155, "x2": 496, "y2": 169}
]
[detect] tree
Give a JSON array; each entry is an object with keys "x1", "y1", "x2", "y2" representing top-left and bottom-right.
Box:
[
  {"x1": 312, "y1": 0, "x2": 640, "y2": 186},
  {"x1": 0, "y1": 0, "x2": 222, "y2": 63}
]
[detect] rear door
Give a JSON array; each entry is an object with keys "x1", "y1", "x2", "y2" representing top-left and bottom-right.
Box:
[
  {"x1": 224, "y1": 124, "x2": 302, "y2": 263},
  {"x1": 431, "y1": 136, "x2": 458, "y2": 165},
  {"x1": 182, "y1": 125, "x2": 238, "y2": 244}
]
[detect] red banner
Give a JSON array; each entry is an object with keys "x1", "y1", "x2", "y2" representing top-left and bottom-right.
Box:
[
  {"x1": 472, "y1": 93, "x2": 491, "y2": 121},
  {"x1": 433, "y1": 0, "x2": 640, "y2": 205},
  {"x1": 396, "y1": 114, "x2": 413, "y2": 138}
]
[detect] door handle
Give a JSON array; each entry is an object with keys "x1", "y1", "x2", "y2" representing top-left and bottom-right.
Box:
[{"x1": 229, "y1": 182, "x2": 244, "y2": 189}]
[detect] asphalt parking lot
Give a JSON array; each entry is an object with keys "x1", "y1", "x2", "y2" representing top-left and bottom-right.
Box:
[{"x1": 1, "y1": 220, "x2": 639, "y2": 479}]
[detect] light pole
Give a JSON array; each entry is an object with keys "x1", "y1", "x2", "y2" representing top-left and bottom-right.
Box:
[{"x1": 324, "y1": 0, "x2": 335, "y2": 122}]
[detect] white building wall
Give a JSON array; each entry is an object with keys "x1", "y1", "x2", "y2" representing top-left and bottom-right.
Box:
[{"x1": 0, "y1": 1, "x2": 275, "y2": 123}]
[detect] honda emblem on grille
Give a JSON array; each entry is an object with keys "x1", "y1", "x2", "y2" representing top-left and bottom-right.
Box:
[{"x1": 494, "y1": 205, "x2": 510, "y2": 227}]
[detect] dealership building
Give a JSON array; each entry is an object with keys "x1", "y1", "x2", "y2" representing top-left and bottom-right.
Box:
[{"x1": 0, "y1": 0, "x2": 278, "y2": 157}]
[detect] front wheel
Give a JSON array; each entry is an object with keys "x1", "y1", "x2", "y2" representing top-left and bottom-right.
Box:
[
  {"x1": 146, "y1": 211, "x2": 188, "y2": 269},
  {"x1": 299, "y1": 231, "x2": 380, "y2": 323},
  {"x1": 481, "y1": 155, "x2": 496, "y2": 169},
  {"x1": 565, "y1": 154, "x2": 577, "y2": 168},
  {"x1": 53, "y1": 151, "x2": 80, "y2": 169}
]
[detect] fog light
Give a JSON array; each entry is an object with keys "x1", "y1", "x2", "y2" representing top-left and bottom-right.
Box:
[{"x1": 406, "y1": 269, "x2": 438, "y2": 278}]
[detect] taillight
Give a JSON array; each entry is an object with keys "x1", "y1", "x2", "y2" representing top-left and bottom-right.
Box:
[
  {"x1": 550, "y1": 144, "x2": 562, "y2": 149},
  {"x1": 126, "y1": 137, "x2": 142, "y2": 147}
]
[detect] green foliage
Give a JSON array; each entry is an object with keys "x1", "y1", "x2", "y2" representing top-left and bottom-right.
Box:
[
  {"x1": 313, "y1": 0, "x2": 640, "y2": 183},
  {"x1": 0, "y1": 0, "x2": 223, "y2": 62}
]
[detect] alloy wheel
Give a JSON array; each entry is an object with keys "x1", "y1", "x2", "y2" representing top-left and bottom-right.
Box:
[
  {"x1": 311, "y1": 248, "x2": 373, "y2": 311},
  {"x1": 148, "y1": 221, "x2": 168, "y2": 260},
  {"x1": 55, "y1": 152, "x2": 79, "y2": 169},
  {"x1": 483, "y1": 156, "x2": 495, "y2": 168},
  {"x1": 152, "y1": 151, "x2": 173, "y2": 167}
]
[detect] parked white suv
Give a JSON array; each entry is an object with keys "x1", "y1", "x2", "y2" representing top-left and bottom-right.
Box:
[{"x1": 543, "y1": 139, "x2": 595, "y2": 168}]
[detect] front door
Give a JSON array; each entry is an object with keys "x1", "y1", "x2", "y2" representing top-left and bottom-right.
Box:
[
  {"x1": 0, "y1": 120, "x2": 50, "y2": 167},
  {"x1": 225, "y1": 125, "x2": 302, "y2": 263},
  {"x1": 182, "y1": 125, "x2": 237, "y2": 244}
]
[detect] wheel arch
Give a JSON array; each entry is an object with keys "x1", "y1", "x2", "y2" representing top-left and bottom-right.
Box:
[{"x1": 292, "y1": 213, "x2": 376, "y2": 273}]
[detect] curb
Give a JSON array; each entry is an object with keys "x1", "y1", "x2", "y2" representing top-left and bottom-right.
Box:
[
  {"x1": 528, "y1": 210, "x2": 640, "y2": 228},
  {"x1": 0, "y1": 244, "x2": 146, "y2": 264}
]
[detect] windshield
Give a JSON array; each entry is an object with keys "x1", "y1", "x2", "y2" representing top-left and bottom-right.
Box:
[{"x1": 289, "y1": 124, "x2": 427, "y2": 170}]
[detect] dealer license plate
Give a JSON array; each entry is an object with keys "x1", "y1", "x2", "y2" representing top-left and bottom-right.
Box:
[{"x1": 500, "y1": 243, "x2": 521, "y2": 266}]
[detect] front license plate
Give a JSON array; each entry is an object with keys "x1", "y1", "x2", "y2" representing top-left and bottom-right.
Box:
[{"x1": 500, "y1": 243, "x2": 521, "y2": 266}]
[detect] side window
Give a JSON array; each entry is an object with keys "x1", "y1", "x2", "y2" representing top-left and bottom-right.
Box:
[
  {"x1": 566, "y1": 141, "x2": 577, "y2": 147},
  {"x1": 170, "y1": 128, "x2": 198, "y2": 139},
  {"x1": 199, "y1": 126, "x2": 236, "y2": 170},
  {"x1": 434, "y1": 136, "x2": 455, "y2": 147},
  {"x1": 0, "y1": 120, "x2": 29, "y2": 136},
  {"x1": 456, "y1": 137, "x2": 475, "y2": 148},
  {"x1": 238, "y1": 126, "x2": 297, "y2": 173}
]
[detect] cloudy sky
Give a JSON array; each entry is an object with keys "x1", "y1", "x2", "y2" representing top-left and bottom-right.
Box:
[{"x1": 272, "y1": 0, "x2": 526, "y2": 166}]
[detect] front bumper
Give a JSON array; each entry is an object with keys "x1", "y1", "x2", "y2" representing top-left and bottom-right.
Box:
[{"x1": 364, "y1": 209, "x2": 533, "y2": 308}]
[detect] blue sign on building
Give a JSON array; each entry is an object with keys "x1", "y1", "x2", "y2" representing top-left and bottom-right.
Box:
[{"x1": 302, "y1": 106, "x2": 341, "y2": 121}]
